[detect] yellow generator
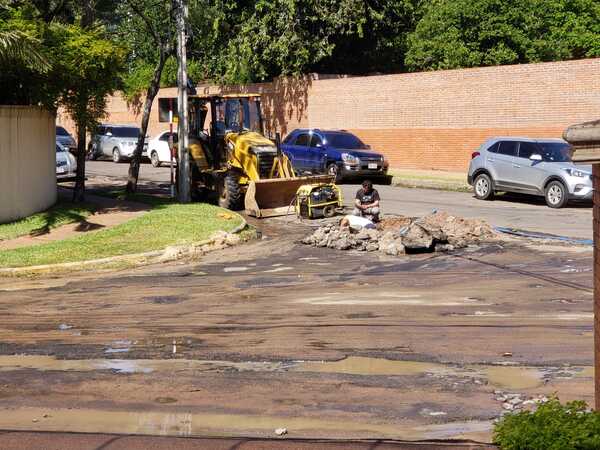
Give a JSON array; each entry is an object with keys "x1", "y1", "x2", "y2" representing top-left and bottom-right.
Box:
[{"x1": 295, "y1": 183, "x2": 343, "y2": 219}]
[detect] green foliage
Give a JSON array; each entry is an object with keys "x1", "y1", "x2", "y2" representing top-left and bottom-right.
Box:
[
  {"x1": 406, "y1": 0, "x2": 600, "y2": 71},
  {"x1": 494, "y1": 398, "x2": 600, "y2": 450},
  {"x1": 188, "y1": 0, "x2": 368, "y2": 83},
  {"x1": 48, "y1": 24, "x2": 126, "y2": 127}
]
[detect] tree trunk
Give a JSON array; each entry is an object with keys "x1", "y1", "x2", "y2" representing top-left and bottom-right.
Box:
[
  {"x1": 72, "y1": 122, "x2": 87, "y2": 202},
  {"x1": 126, "y1": 50, "x2": 168, "y2": 194}
]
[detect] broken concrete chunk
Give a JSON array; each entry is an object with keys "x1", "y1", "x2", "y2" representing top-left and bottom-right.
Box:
[{"x1": 275, "y1": 428, "x2": 287, "y2": 436}]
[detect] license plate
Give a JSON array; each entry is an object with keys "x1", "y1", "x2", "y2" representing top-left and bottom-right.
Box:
[{"x1": 368, "y1": 163, "x2": 378, "y2": 169}]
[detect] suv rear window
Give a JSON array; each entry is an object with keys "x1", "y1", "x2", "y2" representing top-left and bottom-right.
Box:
[
  {"x1": 112, "y1": 127, "x2": 140, "y2": 138},
  {"x1": 498, "y1": 141, "x2": 518, "y2": 157}
]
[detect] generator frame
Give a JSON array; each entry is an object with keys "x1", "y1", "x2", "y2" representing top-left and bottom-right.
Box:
[{"x1": 295, "y1": 183, "x2": 343, "y2": 219}]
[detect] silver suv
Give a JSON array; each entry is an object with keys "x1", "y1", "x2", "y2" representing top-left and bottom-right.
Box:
[
  {"x1": 88, "y1": 124, "x2": 147, "y2": 163},
  {"x1": 467, "y1": 137, "x2": 592, "y2": 208}
]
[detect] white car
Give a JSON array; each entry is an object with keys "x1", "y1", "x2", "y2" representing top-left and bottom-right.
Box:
[
  {"x1": 148, "y1": 131, "x2": 177, "y2": 167},
  {"x1": 56, "y1": 142, "x2": 77, "y2": 179}
]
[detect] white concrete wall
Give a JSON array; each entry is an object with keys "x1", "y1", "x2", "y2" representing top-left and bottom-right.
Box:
[{"x1": 0, "y1": 106, "x2": 56, "y2": 224}]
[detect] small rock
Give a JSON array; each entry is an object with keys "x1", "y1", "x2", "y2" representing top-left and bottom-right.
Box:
[
  {"x1": 502, "y1": 352, "x2": 513, "y2": 357},
  {"x1": 58, "y1": 324, "x2": 73, "y2": 331},
  {"x1": 275, "y1": 428, "x2": 287, "y2": 436},
  {"x1": 502, "y1": 402, "x2": 515, "y2": 411},
  {"x1": 522, "y1": 400, "x2": 536, "y2": 405},
  {"x1": 508, "y1": 397, "x2": 522, "y2": 405},
  {"x1": 225, "y1": 233, "x2": 241, "y2": 246},
  {"x1": 32, "y1": 419, "x2": 39, "y2": 423}
]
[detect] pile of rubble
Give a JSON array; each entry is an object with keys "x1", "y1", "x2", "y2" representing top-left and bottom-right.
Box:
[{"x1": 301, "y1": 211, "x2": 496, "y2": 255}]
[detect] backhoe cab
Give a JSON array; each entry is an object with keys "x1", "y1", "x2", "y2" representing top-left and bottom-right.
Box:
[{"x1": 159, "y1": 94, "x2": 332, "y2": 217}]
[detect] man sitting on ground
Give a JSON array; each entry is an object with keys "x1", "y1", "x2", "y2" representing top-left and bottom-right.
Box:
[{"x1": 353, "y1": 180, "x2": 380, "y2": 222}]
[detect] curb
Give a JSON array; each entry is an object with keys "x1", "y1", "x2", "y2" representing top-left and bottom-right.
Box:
[{"x1": 0, "y1": 216, "x2": 249, "y2": 276}]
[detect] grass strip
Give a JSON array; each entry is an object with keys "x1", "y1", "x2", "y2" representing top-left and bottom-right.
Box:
[
  {"x1": 0, "y1": 201, "x2": 96, "y2": 241},
  {"x1": 0, "y1": 201, "x2": 243, "y2": 268}
]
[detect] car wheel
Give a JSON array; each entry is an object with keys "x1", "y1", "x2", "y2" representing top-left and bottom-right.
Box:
[
  {"x1": 545, "y1": 180, "x2": 568, "y2": 208},
  {"x1": 112, "y1": 147, "x2": 122, "y2": 163},
  {"x1": 150, "y1": 151, "x2": 161, "y2": 168},
  {"x1": 473, "y1": 173, "x2": 494, "y2": 200},
  {"x1": 327, "y1": 163, "x2": 342, "y2": 183}
]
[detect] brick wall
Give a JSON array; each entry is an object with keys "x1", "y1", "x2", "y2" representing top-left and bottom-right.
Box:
[{"x1": 58, "y1": 58, "x2": 600, "y2": 172}]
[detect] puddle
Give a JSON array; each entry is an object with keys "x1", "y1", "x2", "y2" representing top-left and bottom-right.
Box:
[
  {"x1": 262, "y1": 267, "x2": 293, "y2": 273},
  {"x1": 295, "y1": 356, "x2": 582, "y2": 390},
  {"x1": 223, "y1": 267, "x2": 249, "y2": 273},
  {"x1": 0, "y1": 355, "x2": 290, "y2": 374},
  {"x1": 0, "y1": 406, "x2": 492, "y2": 441},
  {"x1": 296, "y1": 293, "x2": 491, "y2": 306},
  {"x1": 0, "y1": 355, "x2": 589, "y2": 391},
  {"x1": 484, "y1": 366, "x2": 543, "y2": 390}
]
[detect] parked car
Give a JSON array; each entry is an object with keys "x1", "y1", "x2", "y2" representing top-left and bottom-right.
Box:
[
  {"x1": 147, "y1": 131, "x2": 178, "y2": 167},
  {"x1": 468, "y1": 137, "x2": 592, "y2": 208},
  {"x1": 87, "y1": 124, "x2": 148, "y2": 162},
  {"x1": 281, "y1": 129, "x2": 390, "y2": 183},
  {"x1": 56, "y1": 126, "x2": 77, "y2": 153},
  {"x1": 56, "y1": 142, "x2": 77, "y2": 179}
]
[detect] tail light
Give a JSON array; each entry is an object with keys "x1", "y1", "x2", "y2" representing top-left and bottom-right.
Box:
[{"x1": 471, "y1": 151, "x2": 480, "y2": 159}]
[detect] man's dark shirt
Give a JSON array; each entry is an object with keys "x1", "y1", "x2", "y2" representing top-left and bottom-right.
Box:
[{"x1": 355, "y1": 188, "x2": 380, "y2": 205}]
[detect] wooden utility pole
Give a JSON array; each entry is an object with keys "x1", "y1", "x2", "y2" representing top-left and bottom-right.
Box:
[
  {"x1": 594, "y1": 165, "x2": 600, "y2": 410},
  {"x1": 175, "y1": 0, "x2": 191, "y2": 203}
]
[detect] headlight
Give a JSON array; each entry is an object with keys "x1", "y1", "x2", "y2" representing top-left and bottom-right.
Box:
[
  {"x1": 564, "y1": 168, "x2": 587, "y2": 178},
  {"x1": 341, "y1": 153, "x2": 359, "y2": 165},
  {"x1": 250, "y1": 145, "x2": 277, "y2": 154}
]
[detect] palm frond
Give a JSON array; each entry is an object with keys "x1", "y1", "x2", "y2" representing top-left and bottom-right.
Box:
[{"x1": 0, "y1": 30, "x2": 51, "y2": 72}]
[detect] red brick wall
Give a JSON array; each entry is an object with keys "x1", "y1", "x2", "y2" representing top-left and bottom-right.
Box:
[{"x1": 58, "y1": 58, "x2": 600, "y2": 172}]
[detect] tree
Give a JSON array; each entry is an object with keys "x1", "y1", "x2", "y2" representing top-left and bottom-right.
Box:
[
  {"x1": 0, "y1": 29, "x2": 50, "y2": 70},
  {"x1": 47, "y1": 24, "x2": 126, "y2": 201},
  {"x1": 117, "y1": 0, "x2": 176, "y2": 194},
  {"x1": 405, "y1": 0, "x2": 600, "y2": 72},
  {"x1": 187, "y1": 0, "x2": 368, "y2": 83}
]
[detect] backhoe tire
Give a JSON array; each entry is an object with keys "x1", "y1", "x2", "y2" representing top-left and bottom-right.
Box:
[{"x1": 218, "y1": 172, "x2": 244, "y2": 211}]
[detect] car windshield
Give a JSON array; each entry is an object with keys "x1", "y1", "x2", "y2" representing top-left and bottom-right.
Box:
[
  {"x1": 539, "y1": 142, "x2": 572, "y2": 162},
  {"x1": 324, "y1": 132, "x2": 367, "y2": 149},
  {"x1": 112, "y1": 127, "x2": 140, "y2": 138},
  {"x1": 56, "y1": 126, "x2": 69, "y2": 136}
]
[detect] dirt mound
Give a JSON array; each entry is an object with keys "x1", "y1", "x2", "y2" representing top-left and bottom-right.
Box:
[{"x1": 301, "y1": 211, "x2": 496, "y2": 255}]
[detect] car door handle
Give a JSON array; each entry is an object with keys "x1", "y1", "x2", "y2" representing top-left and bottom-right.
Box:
[
  {"x1": 512, "y1": 164, "x2": 520, "y2": 168},
  {"x1": 487, "y1": 158, "x2": 495, "y2": 162}
]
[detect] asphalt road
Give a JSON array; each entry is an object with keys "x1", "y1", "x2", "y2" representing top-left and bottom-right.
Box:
[
  {"x1": 86, "y1": 160, "x2": 593, "y2": 239},
  {"x1": 0, "y1": 219, "x2": 594, "y2": 443}
]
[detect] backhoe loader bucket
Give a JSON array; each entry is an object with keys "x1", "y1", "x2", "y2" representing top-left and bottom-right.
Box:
[{"x1": 245, "y1": 175, "x2": 335, "y2": 218}]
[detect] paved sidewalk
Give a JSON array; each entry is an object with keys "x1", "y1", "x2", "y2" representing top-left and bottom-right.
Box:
[
  {"x1": 0, "y1": 431, "x2": 496, "y2": 450},
  {"x1": 389, "y1": 169, "x2": 469, "y2": 192}
]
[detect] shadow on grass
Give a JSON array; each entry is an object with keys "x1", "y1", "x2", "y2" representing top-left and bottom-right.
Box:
[{"x1": 27, "y1": 203, "x2": 97, "y2": 237}]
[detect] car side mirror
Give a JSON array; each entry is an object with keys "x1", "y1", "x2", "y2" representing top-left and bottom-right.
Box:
[{"x1": 530, "y1": 153, "x2": 542, "y2": 161}]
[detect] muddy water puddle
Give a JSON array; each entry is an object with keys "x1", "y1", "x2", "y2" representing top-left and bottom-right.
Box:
[
  {"x1": 0, "y1": 406, "x2": 493, "y2": 441},
  {"x1": 0, "y1": 355, "x2": 291, "y2": 374},
  {"x1": 296, "y1": 357, "x2": 591, "y2": 390},
  {"x1": 0, "y1": 355, "x2": 591, "y2": 391}
]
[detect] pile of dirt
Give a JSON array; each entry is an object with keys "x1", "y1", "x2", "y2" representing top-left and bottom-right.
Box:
[{"x1": 301, "y1": 211, "x2": 496, "y2": 255}]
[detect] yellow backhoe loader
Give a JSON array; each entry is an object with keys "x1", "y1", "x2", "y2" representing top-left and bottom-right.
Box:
[{"x1": 159, "y1": 94, "x2": 332, "y2": 217}]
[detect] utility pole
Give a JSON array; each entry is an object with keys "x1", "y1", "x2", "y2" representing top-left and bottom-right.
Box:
[{"x1": 175, "y1": 0, "x2": 191, "y2": 203}]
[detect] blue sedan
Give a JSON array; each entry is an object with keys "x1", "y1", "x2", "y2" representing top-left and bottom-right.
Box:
[{"x1": 281, "y1": 129, "x2": 390, "y2": 183}]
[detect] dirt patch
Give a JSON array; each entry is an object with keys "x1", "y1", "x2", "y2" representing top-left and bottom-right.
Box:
[{"x1": 302, "y1": 211, "x2": 496, "y2": 255}]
